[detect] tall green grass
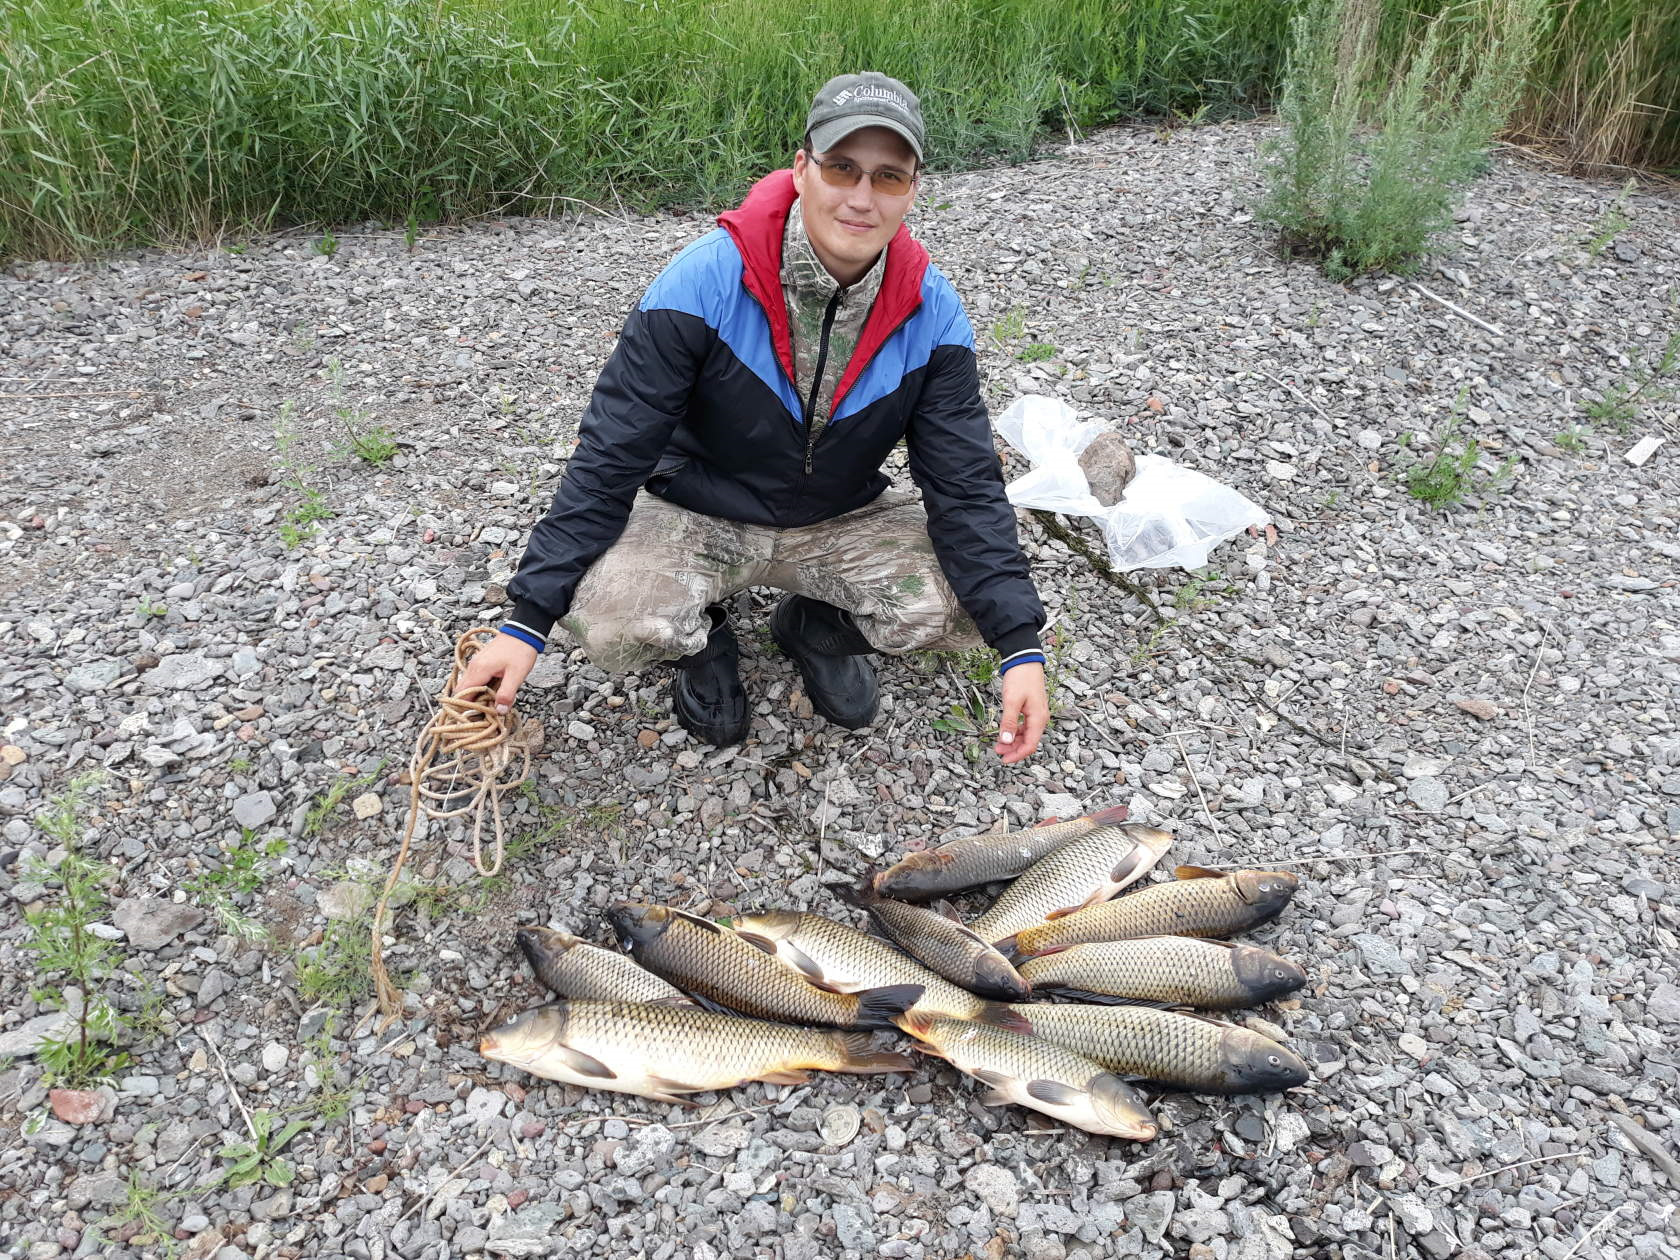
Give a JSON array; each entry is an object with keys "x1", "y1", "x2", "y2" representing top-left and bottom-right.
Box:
[
  {"x1": 0, "y1": 0, "x2": 1288, "y2": 258},
  {"x1": 0, "y1": 0, "x2": 1674, "y2": 260}
]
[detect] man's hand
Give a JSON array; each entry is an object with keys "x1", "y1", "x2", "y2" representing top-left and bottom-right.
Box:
[
  {"x1": 455, "y1": 633, "x2": 540, "y2": 713},
  {"x1": 995, "y1": 662, "x2": 1049, "y2": 764}
]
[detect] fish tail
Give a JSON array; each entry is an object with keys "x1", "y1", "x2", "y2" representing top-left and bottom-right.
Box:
[
  {"x1": 855, "y1": 983, "x2": 926, "y2": 1028},
  {"x1": 1086, "y1": 804, "x2": 1131, "y2": 826},
  {"x1": 827, "y1": 1031, "x2": 915, "y2": 1074}
]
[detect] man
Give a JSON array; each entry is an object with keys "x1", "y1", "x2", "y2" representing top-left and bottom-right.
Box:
[{"x1": 460, "y1": 72, "x2": 1049, "y2": 764}]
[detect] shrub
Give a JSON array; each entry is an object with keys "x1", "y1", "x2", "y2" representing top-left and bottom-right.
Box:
[{"x1": 1259, "y1": 0, "x2": 1545, "y2": 279}]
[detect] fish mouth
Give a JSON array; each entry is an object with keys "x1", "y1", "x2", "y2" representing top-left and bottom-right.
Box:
[{"x1": 606, "y1": 902, "x2": 667, "y2": 950}]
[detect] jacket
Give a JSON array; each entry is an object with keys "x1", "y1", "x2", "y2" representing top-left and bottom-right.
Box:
[{"x1": 508, "y1": 169, "x2": 1044, "y2": 657}]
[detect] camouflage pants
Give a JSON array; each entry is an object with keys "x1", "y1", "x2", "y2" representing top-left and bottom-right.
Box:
[{"x1": 563, "y1": 489, "x2": 983, "y2": 672}]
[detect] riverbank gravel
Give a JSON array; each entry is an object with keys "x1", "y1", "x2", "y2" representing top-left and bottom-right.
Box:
[{"x1": 2, "y1": 118, "x2": 1678, "y2": 1260}]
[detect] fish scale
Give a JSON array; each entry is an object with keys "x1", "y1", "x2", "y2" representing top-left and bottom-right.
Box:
[
  {"x1": 1004, "y1": 1002, "x2": 1309, "y2": 1094},
  {"x1": 1019, "y1": 936, "x2": 1306, "y2": 1009},
  {"x1": 873, "y1": 806, "x2": 1131, "y2": 900},
  {"x1": 969, "y1": 823, "x2": 1173, "y2": 946}
]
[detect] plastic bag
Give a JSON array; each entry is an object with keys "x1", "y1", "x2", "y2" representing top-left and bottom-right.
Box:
[{"x1": 994, "y1": 395, "x2": 1271, "y2": 571}]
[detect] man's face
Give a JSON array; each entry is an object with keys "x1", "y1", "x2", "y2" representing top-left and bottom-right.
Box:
[{"x1": 791, "y1": 126, "x2": 919, "y2": 287}]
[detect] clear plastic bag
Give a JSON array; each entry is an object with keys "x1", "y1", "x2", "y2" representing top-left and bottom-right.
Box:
[{"x1": 994, "y1": 395, "x2": 1271, "y2": 571}]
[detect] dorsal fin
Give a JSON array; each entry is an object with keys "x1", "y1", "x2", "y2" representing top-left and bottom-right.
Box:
[{"x1": 1174, "y1": 865, "x2": 1226, "y2": 880}]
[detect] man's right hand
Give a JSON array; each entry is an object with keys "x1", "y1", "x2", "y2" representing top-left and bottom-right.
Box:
[{"x1": 455, "y1": 633, "x2": 540, "y2": 713}]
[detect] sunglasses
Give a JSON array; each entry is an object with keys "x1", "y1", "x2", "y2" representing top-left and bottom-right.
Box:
[{"x1": 805, "y1": 152, "x2": 918, "y2": 197}]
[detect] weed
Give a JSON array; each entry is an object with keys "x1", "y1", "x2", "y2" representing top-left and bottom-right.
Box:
[
  {"x1": 1259, "y1": 0, "x2": 1545, "y2": 278},
  {"x1": 298, "y1": 1013, "x2": 354, "y2": 1122},
  {"x1": 21, "y1": 774, "x2": 135, "y2": 1090},
  {"x1": 296, "y1": 913, "x2": 373, "y2": 1008},
  {"x1": 334, "y1": 409, "x2": 399, "y2": 465},
  {"x1": 96, "y1": 1172, "x2": 177, "y2": 1256},
  {"x1": 314, "y1": 229, "x2": 338, "y2": 258},
  {"x1": 217, "y1": 1108, "x2": 306, "y2": 1189},
  {"x1": 303, "y1": 763, "x2": 384, "y2": 838},
  {"x1": 1553, "y1": 426, "x2": 1588, "y2": 452},
  {"x1": 1579, "y1": 329, "x2": 1680, "y2": 429},
  {"x1": 1584, "y1": 178, "x2": 1635, "y2": 257},
  {"x1": 185, "y1": 828, "x2": 287, "y2": 942},
  {"x1": 1399, "y1": 391, "x2": 1517, "y2": 508},
  {"x1": 404, "y1": 209, "x2": 421, "y2": 253},
  {"x1": 225, "y1": 243, "x2": 248, "y2": 257},
  {"x1": 990, "y1": 306, "x2": 1027, "y2": 345},
  {"x1": 134, "y1": 598, "x2": 167, "y2": 619},
  {"x1": 930, "y1": 683, "x2": 991, "y2": 763},
  {"x1": 1017, "y1": 342, "x2": 1057, "y2": 363},
  {"x1": 229, "y1": 755, "x2": 254, "y2": 774}
]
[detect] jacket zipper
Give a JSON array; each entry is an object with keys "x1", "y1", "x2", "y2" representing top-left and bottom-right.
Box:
[{"x1": 802, "y1": 293, "x2": 842, "y2": 475}]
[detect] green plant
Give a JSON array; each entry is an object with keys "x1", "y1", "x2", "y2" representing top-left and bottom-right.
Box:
[
  {"x1": 229, "y1": 755, "x2": 254, "y2": 774},
  {"x1": 226, "y1": 243, "x2": 248, "y2": 256},
  {"x1": 217, "y1": 1108, "x2": 306, "y2": 1189},
  {"x1": 186, "y1": 828, "x2": 287, "y2": 942},
  {"x1": 96, "y1": 1172, "x2": 178, "y2": 1256},
  {"x1": 990, "y1": 306, "x2": 1027, "y2": 345},
  {"x1": 303, "y1": 764, "x2": 384, "y2": 837},
  {"x1": 1259, "y1": 0, "x2": 1544, "y2": 278},
  {"x1": 1584, "y1": 178, "x2": 1635, "y2": 257},
  {"x1": 135, "y1": 598, "x2": 167, "y2": 619},
  {"x1": 1017, "y1": 342, "x2": 1057, "y2": 363},
  {"x1": 1399, "y1": 392, "x2": 1516, "y2": 508},
  {"x1": 931, "y1": 683, "x2": 992, "y2": 763},
  {"x1": 1579, "y1": 329, "x2": 1680, "y2": 429},
  {"x1": 313, "y1": 229, "x2": 338, "y2": 258},
  {"x1": 20, "y1": 773, "x2": 134, "y2": 1089},
  {"x1": 403, "y1": 209, "x2": 421, "y2": 252},
  {"x1": 334, "y1": 410, "x2": 399, "y2": 465},
  {"x1": 296, "y1": 914, "x2": 373, "y2": 1008},
  {"x1": 1553, "y1": 426, "x2": 1587, "y2": 452}
]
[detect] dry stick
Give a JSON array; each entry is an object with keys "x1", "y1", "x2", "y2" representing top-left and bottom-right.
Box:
[
  {"x1": 397, "y1": 1137, "x2": 493, "y2": 1224},
  {"x1": 200, "y1": 1027, "x2": 256, "y2": 1141},
  {"x1": 1258, "y1": 370, "x2": 1332, "y2": 423},
  {"x1": 1173, "y1": 732, "x2": 1223, "y2": 843},
  {"x1": 1428, "y1": 1148, "x2": 1588, "y2": 1193},
  {"x1": 0, "y1": 389, "x2": 142, "y2": 399},
  {"x1": 1521, "y1": 630, "x2": 1547, "y2": 768},
  {"x1": 1409, "y1": 282, "x2": 1506, "y2": 337},
  {"x1": 1561, "y1": 1202, "x2": 1633, "y2": 1260}
]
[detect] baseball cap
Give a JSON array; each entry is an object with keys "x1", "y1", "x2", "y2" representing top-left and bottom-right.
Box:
[{"x1": 805, "y1": 72, "x2": 925, "y2": 163}]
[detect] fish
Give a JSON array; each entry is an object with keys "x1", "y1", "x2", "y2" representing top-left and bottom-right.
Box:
[
  {"x1": 893, "y1": 1011, "x2": 1157, "y2": 1140},
  {"x1": 726, "y1": 909, "x2": 1033, "y2": 1031},
  {"x1": 1018, "y1": 936, "x2": 1307, "y2": 1009},
  {"x1": 608, "y1": 902, "x2": 923, "y2": 1029},
  {"x1": 480, "y1": 1000, "x2": 912, "y2": 1104},
  {"x1": 846, "y1": 879, "x2": 1032, "y2": 1001},
  {"x1": 872, "y1": 805, "x2": 1132, "y2": 900},
  {"x1": 968, "y1": 823, "x2": 1174, "y2": 949},
  {"x1": 1003, "y1": 1002, "x2": 1310, "y2": 1094},
  {"x1": 1011, "y1": 867, "x2": 1301, "y2": 958},
  {"x1": 515, "y1": 926, "x2": 694, "y2": 1006}
]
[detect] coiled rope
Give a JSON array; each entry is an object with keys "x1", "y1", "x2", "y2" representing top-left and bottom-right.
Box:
[{"x1": 369, "y1": 627, "x2": 542, "y2": 1026}]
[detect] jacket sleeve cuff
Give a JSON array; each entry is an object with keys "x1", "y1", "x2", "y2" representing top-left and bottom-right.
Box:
[
  {"x1": 505, "y1": 600, "x2": 558, "y2": 649},
  {"x1": 991, "y1": 624, "x2": 1043, "y2": 659}
]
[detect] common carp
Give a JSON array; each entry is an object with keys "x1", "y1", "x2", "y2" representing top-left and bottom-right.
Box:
[
  {"x1": 481, "y1": 1000, "x2": 912, "y2": 1103},
  {"x1": 1019, "y1": 936, "x2": 1306, "y2": 1009},
  {"x1": 515, "y1": 926, "x2": 693, "y2": 1006},
  {"x1": 969, "y1": 824, "x2": 1173, "y2": 949},
  {"x1": 872, "y1": 806, "x2": 1132, "y2": 900},
  {"x1": 1011, "y1": 867, "x2": 1299, "y2": 958},
  {"x1": 1003, "y1": 1002, "x2": 1310, "y2": 1094},
  {"x1": 894, "y1": 1012, "x2": 1157, "y2": 1140},
  {"x1": 608, "y1": 903, "x2": 923, "y2": 1030},
  {"x1": 848, "y1": 879, "x2": 1031, "y2": 1002}
]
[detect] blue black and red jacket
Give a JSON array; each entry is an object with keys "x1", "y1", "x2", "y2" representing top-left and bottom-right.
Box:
[{"x1": 507, "y1": 169, "x2": 1045, "y2": 659}]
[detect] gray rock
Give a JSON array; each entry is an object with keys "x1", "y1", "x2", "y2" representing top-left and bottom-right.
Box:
[
  {"x1": 113, "y1": 898, "x2": 204, "y2": 949},
  {"x1": 1128, "y1": 1192, "x2": 1174, "y2": 1243},
  {"x1": 65, "y1": 661, "x2": 125, "y2": 693},
  {"x1": 1080, "y1": 432, "x2": 1137, "y2": 505},
  {"x1": 0, "y1": 1010, "x2": 74, "y2": 1057},
  {"x1": 963, "y1": 1163, "x2": 1019, "y2": 1217},
  {"x1": 231, "y1": 790, "x2": 277, "y2": 828},
  {"x1": 146, "y1": 652, "x2": 219, "y2": 690},
  {"x1": 1645, "y1": 983, "x2": 1680, "y2": 1025},
  {"x1": 1406, "y1": 777, "x2": 1451, "y2": 812},
  {"x1": 317, "y1": 880, "x2": 372, "y2": 921},
  {"x1": 1353, "y1": 933, "x2": 1410, "y2": 976}
]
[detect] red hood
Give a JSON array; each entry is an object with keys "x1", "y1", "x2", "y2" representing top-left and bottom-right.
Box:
[{"x1": 718, "y1": 169, "x2": 930, "y2": 412}]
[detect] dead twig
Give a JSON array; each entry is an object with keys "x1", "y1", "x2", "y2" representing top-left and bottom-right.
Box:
[
  {"x1": 397, "y1": 1137, "x2": 492, "y2": 1224},
  {"x1": 1427, "y1": 1149, "x2": 1588, "y2": 1193},
  {"x1": 1173, "y1": 732, "x2": 1223, "y2": 844},
  {"x1": 1409, "y1": 282, "x2": 1506, "y2": 337},
  {"x1": 1561, "y1": 1202, "x2": 1633, "y2": 1260}
]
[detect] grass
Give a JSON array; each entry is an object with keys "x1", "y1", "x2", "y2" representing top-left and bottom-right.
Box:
[
  {"x1": 1584, "y1": 177, "x2": 1635, "y2": 257},
  {"x1": 1579, "y1": 329, "x2": 1680, "y2": 429},
  {"x1": 216, "y1": 1108, "x2": 306, "y2": 1190},
  {"x1": 302, "y1": 763, "x2": 385, "y2": 838},
  {"x1": 1399, "y1": 390, "x2": 1517, "y2": 507},
  {"x1": 185, "y1": 828, "x2": 287, "y2": 943},
  {"x1": 1017, "y1": 342, "x2": 1058, "y2": 364}
]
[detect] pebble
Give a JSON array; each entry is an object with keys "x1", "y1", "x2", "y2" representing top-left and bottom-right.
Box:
[
  {"x1": 1406, "y1": 777, "x2": 1451, "y2": 812},
  {"x1": 232, "y1": 791, "x2": 278, "y2": 828},
  {"x1": 112, "y1": 898, "x2": 204, "y2": 949}
]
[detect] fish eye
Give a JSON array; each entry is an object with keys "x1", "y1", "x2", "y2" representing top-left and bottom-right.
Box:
[
  {"x1": 1267, "y1": 1054, "x2": 1280, "y2": 1066},
  {"x1": 1273, "y1": 968, "x2": 1286, "y2": 978}
]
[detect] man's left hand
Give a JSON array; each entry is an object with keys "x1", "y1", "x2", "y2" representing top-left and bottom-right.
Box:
[{"x1": 995, "y1": 662, "x2": 1049, "y2": 764}]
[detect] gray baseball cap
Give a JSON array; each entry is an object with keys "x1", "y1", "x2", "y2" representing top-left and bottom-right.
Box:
[{"x1": 805, "y1": 72, "x2": 924, "y2": 163}]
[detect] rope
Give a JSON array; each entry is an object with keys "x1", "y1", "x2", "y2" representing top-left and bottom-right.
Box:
[{"x1": 369, "y1": 627, "x2": 542, "y2": 1026}]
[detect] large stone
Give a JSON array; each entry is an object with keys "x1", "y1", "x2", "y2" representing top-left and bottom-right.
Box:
[
  {"x1": 113, "y1": 898, "x2": 204, "y2": 949},
  {"x1": 146, "y1": 653, "x2": 220, "y2": 691},
  {"x1": 1353, "y1": 933, "x2": 1410, "y2": 976},
  {"x1": 65, "y1": 661, "x2": 125, "y2": 693},
  {"x1": 1645, "y1": 983, "x2": 1680, "y2": 1026},
  {"x1": 964, "y1": 1162, "x2": 1020, "y2": 1217},
  {"x1": 1079, "y1": 431, "x2": 1138, "y2": 505},
  {"x1": 487, "y1": 1201, "x2": 568, "y2": 1257},
  {"x1": 1128, "y1": 1191, "x2": 1175, "y2": 1243},
  {"x1": 317, "y1": 880, "x2": 372, "y2": 922},
  {"x1": 231, "y1": 791, "x2": 277, "y2": 829},
  {"x1": 0, "y1": 1010, "x2": 74, "y2": 1057}
]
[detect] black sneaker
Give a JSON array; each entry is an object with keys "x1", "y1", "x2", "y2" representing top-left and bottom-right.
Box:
[
  {"x1": 670, "y1": 606, "x2": 749, "y2": 746},
  {"x1": 770, "y1": 595, "x2": 878, "y2": 730}
]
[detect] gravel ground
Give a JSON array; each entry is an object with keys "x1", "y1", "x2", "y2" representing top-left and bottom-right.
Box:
[{"x1": 2, "y1": 118, "x2": 1678, "y2": 1260}]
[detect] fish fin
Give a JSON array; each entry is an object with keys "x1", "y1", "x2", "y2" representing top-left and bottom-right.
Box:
[
  {"x1": 1026, "y1": 1079, "x2": 1084, "y2": 1106},
  {"x1": 974, "y1": 1003, "x2": 1035, "y2": 1033},
  {"x1": 973, "y1": 1068, "x2": 1014, "y2": 1089},
  {"x1": 1174, "y1": 865, "x2": 1225, "y2": 880},
  {"x1": 670, "y1": 908, "x2": 726, "y2": 933},
  {"x1": 1085, "y1": 804, "x2": 1131, "y2": 826},
  {"x1": 652, "y1": 996, "x2": 700, "y2": 1008},
  {"x1": 1038, "y1": 987, "x2": 1181, "y2": 1010},
  {"x1": 1043, "y1": 903, "x2": 1094, "y2": 921},
  {"x1": 855, "y1": 983, "x2": 926, "y2": 1029},
  {"x1": 892, "y1": 1010, "x2": 935, "y2": 1040},
  {"x1": 979, "y1": 1088, "x2": 1013, "y2": 1106},
  {"x1": 755, "y1": 1068, "x2": 812, "y2": 1085},
  {"x1": 683, "y1": 989, "x2": 747, "y2": 1017},
  {"x1": 1034, "y1": 815, "x2": 1061, "y2": 826},
  {"x1": 644, "y1": 1077, "x2": 706, "y2": 1105},
  {"x1": 934, "y1": 899, "x2": 964, "y2": 924},
  {"x1": 1013, "y1": 941, "x2": 1069, "y2": 961},
  {"x1": 735, "y1": 930, "x2": 776, "y2": 954},
  {"x1": 554, "y1": 1046, "x2": 618, "y2": 1080},
  {"x1": 829, "y1": 1033, "x2": 915, "y2": 1074}
]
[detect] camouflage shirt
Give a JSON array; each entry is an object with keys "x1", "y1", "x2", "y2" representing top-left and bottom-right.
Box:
[{"x1": 780, "y1": 198, "x2": 887, "y2": 440}]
